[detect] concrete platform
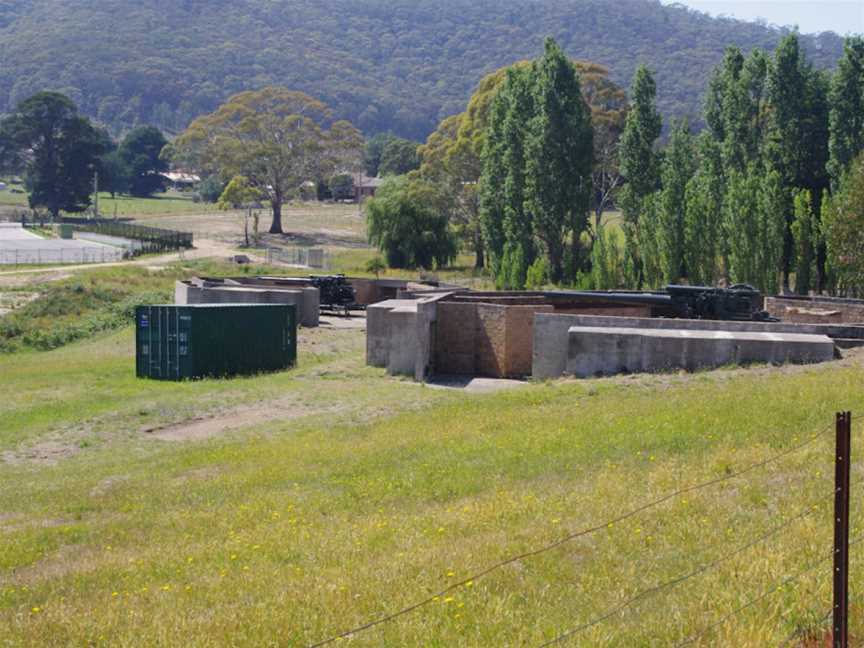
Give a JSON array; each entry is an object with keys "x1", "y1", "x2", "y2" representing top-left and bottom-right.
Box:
[
  {"x1": 565, "y1": 326, "x2": 835, "y2": 378},
  {"x1": 533, "y1": 313, "x2": 860, "y2": 379},
  {"x1": 175, "y1": 280, "x2": 319, "y2": 327}
]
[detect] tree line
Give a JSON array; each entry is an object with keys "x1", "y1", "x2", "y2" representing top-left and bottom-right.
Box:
[
  {"x1": 0, "y1": 92, "x2": 171, "y2": 219},
  {"x1": 0, "y1": 0, "x2": 843, "y2": 141},
  {"x1": 366, "y1": 34, "x2": 864, "y2": 298}
]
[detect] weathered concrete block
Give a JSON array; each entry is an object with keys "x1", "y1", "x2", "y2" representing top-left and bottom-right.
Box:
[
  {"x1": 565, "y1": 326, "x2": 835, "y2": 378},
  {"x1": 533, "y1": 313, "x2": 858, "y2": 379},
  {"x1": 174, "y1": 280, "x2": 319, "y2": 327}
]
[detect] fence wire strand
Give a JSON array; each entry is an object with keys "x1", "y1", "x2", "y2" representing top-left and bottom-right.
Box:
[
  {"x1": 539, "y1": 503, "x2": 822, "y2": 646},
  {"x1": 306, "y1": 421, "x2": 835, "y2": 648},
  {"x1": 674, "y1": 535, "x2": 864, "y2": 647}
]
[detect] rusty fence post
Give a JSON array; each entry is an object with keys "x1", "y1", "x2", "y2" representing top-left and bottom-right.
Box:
[{"x1": 834, "y1": 411, "x2": 852, "y2": 648}]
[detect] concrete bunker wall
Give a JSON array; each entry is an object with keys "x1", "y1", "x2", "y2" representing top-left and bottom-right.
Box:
[
  {"x1": 175, "y1": 281, "x2": 319, "y2": 327},
  {"x1": 366, "y1": 294, "x2": 448, "y2": 380},
  {"x1": 565, "y1": 326, "x2": 835, "y2": 378},
  {"x1": 533, "y1": 313, "x2": 849, "y2": 379}
]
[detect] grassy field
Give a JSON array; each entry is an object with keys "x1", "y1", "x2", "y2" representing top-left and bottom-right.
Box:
[
  {"x1": 0, "y1": 184, "x2": 212, "y2": 218},
  {"x1": 2, "y1": 195, "x2": 861, "y2": 646},
  {"x1": 1, "y1": 305, "x2": 862, "y2": 645}
]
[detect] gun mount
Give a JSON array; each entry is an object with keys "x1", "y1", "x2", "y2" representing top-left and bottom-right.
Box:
[
  {"x1": 666, "y1": 284, "x2": 776, "y2": 321},
  {"x1": 537, "y1": 284, "x2": 775, "y2": 322},
  {"x1": 309, "y1": 274, "x2": 357, "y2": 315}
]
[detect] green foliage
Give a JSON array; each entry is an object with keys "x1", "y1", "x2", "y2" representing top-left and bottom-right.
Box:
[
  {"x1": 364, "y1": 256, "x2": 387, "y2": 278},
  {"x1": 684, "y1": 134, "x2": 724, "y2": 286},
  {"x1": 366, "y1": 176, "x2": 457, "y2": 269},
  {"x1": 481, "y1": 66, "x2": 535, "y2": 287},
  {"x1": 363, "y1": 133, "x2": 393, "y2": 177},
  {"x1": 0, "y1": 91, "x2": 106, "y2": 219},
  {"x1": 118, "y1": 126, "x2": 169, "y2": 197},
  {"x1": 217, "y1": 176, "x2": 260, "y2": 210},
  {"x1": 589, "y1": 224, "x2": 623, "y2": 289},
  {"x1": 172, "y1": 87, "x2": 364, "y2": 234},
  {"x1": 197, "y1": 175, "x2": 225, "y2": 203},
  {"x1": 637, "y1": 192, "x2": 664, "y2": 289},
  {"x1": 0, "y1": 1, "x2": 843, "y2": 141},
  {"x1": 791, "y1": 190, "x2": 817, "y2": 294},
  {"x1": 525, "y1": 38, "x2": 593, "y2": 283},
  {"x1": 618, "y1": 66, "x2": 662, "y2": 286},
  {"x1": 828, "y1": 37, "x2": 864, "y2": 190},
  {"x1": 329, "y1": 173, "x2": 355, "y2": 201},
  {"x1": 480, "y1": 40, "x2": 593, "y2": 287},
  {"x1": 525, "y1": 256, "x2": 549, "y2": 289},
  {"x1": 656, "y1": 120, "x2": 696, "y2": 284},
  {"x1": 824, "y1": 155, "x2": 864, "y2": 297},
  {"x1": 378, "y1": 137, "x2": 420, "y2": 176},
  {"x1": 98, "y1": 149, "x2": 130, "y2": 198}
]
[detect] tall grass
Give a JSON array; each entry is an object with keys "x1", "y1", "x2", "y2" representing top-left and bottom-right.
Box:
[{"x1": 1, "y1": 330, "x2": 862, "y2": 646}]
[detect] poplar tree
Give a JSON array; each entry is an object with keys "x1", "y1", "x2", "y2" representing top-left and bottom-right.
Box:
[
  {"x1": 723, "y1": 167, "x2": 761, "y2": 288},
  {"x1": 525, "y1": 38, "x2": 593, "y2": 283},
  {"x1": 657, "y1": 120, "x2": 696, "y2": 284},
  {"x1": 618, "y1": 66, "x2": 662, "y2": 286},
  {"x1": 767, "y1": 35, "x2": 830, "y2": 289},
  {"x1": 684, "y1": 134, "x2": 724, "y2": 286},
  {"x1": 828, "y1": 37, "x2": 864, "y2": 190},
  {"x1": 792, "y1": 189, "x2": 817, "y2": 294},
  {"x1": 480, "y1": 67, "x2": 536, "y2": 288}
]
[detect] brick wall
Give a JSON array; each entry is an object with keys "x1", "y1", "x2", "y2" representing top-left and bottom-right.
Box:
[
  {"x1": 505, "y1": 306, "x2": 554, "y2": 377},
  {"x1": 435, "y1": 302, "x2": 478, "y2": 374},
  {"x1": 434, "y1": 302, "x2": 554, "y2": 378},
  {"x1": 476, "y1": 304, "x2": 507, "y2": 377},
  {"x1": 766, "y1": 297, "x2": 864, "y2": 324}
]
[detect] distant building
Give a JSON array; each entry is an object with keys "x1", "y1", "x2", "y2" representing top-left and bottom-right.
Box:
[
  {"x1": 354, "y1": 175, "x2": 383, "y2": 202},
  {"x1": 164, "y1": 171, "x2": 200, "y2": 190}
]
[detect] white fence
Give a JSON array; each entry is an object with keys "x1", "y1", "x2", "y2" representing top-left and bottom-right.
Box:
[
  {"x1": 265, "y1": 247, "x2": 328, "y2": 269},
  {"x1": 0, "y1": 246, "x2": 125, "y2": 265}
]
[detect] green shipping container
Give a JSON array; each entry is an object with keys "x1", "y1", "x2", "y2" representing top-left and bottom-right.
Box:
[{"x1": 135, "y1": 304, "x2": 296, "y2": 380}]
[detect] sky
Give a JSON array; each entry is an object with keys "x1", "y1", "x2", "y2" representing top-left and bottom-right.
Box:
[{"x1": 662, "y1": 1, "x2": 864, "y2": 35}]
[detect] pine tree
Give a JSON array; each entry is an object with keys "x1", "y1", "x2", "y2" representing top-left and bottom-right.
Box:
[
  {"x1": 524, "y1": 38, "x2": 593, "y2": 283},
  {"x1": 618, "y1": 66, "x2": 662, "y2": 287}
]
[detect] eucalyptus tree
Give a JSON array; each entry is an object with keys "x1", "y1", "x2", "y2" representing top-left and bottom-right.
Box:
[{"x1": 172, "y1": 87, "x2": 363, "y2": 234}]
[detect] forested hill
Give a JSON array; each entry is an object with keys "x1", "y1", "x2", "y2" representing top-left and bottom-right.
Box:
[{"x1": 0, "y1": 0, "x2": 845, "y2": 139}]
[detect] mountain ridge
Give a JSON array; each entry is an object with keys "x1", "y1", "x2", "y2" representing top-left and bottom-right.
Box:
[{"x1": 0, "y1": 0, "x2": 845, "y2": 139}]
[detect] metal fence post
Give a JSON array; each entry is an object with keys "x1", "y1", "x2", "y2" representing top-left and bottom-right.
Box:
[{"x1": 834, "y1": 411, "x2": 852, "y2": 648}]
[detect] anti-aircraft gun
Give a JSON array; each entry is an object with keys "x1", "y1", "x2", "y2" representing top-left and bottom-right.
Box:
[
  {"x1": 666, "y1": 284, "x2": 776, "y2": 321},
  {"x1": 309, "y1": 274, "x2": 357, "y2": 316}
]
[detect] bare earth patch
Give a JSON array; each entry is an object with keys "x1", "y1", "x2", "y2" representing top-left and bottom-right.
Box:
[
  {"x1": 1, "y1": 440, "x2": 79, "y2": 465},
  {"x1": 144, "y1": 400, "x2": 346, "y2": 442}
]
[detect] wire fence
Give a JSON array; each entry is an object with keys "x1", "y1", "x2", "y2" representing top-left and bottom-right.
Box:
[
  {"x1": 265, "y1": 247, "x2": 328, "y2": 269},
  {"x1": 307, "y1": 416, "x2": 858, "y2": 647},
  {"x1": 0, "y1": 246, "x2": 126, "y2": 265}
]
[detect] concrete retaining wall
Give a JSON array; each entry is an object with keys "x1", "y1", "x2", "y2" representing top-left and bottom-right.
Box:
[
  {"x1": 566, "y1": 326, "x2": 835, "y2": 378},
  {"x1": 175, "y1": 281, "x2": 319, "y2": 327},
  {"x1": 366, "y1": 293, "x2": 450, "y2": 380},
  {"x1": 533, "y1": 313, "x2": 851, "y2": 379}
]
